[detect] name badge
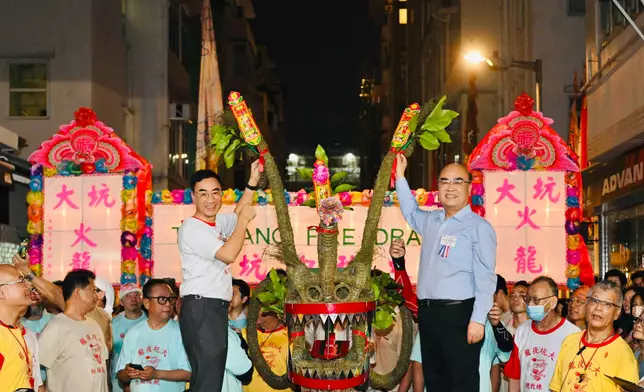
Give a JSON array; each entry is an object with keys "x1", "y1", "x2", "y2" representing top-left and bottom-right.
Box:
[
  {"x1": 438, "y1": 234, "x2": 457, "y2": 258},
  {"x1": 440, "y1": 235, "x2": 457, "y2": 247}
]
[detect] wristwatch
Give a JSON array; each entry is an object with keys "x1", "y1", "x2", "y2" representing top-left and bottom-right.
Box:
[
  {"x1": 24, "y1": 271, "x2": 35, "y2": 282},
  {"x1": 246, "y1": 183, "x2": 258, "y2": 191}
]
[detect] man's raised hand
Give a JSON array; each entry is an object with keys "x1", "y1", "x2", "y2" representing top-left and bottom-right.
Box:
[
  {"x1": 239, "y1": 203, "x2": 256, "y2": 222},
  {"x1": 395, "y1": 154, "x2": 407, "y2": 180}
]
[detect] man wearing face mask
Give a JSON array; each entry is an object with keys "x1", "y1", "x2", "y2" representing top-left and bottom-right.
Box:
[{"x1": 503, "y1": 276, "x2": 579, "y2": 392}]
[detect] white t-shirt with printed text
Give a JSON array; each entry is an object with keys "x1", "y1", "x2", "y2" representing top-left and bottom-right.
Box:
[
  {"x1": 38, "y1": 313, "x2": 109, "y2": 392},
  {"x1": 504, "y1": 317, "x2": 580, "y2": 392},
  {"x1": 178, "y1": 214, "x2": 238, "y2": 300}
]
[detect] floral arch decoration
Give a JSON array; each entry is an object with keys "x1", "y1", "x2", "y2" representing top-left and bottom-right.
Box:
[
  {"x1": 27, "y1": 108, "x2": 153, "y2": 286},
  {"x1": 467, "y1": 94, "x2": 593, "y2": 290}
]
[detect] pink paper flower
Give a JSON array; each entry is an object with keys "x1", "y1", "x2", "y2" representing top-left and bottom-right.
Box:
[{"x1": 312, "y1": 164, "x2": 330, "y2": 184}]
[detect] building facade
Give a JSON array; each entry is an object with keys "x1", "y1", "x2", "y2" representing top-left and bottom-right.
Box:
[
  {"x1": 581, "y1": 0, "x2": 644, "y2": 276},
  {"x1": 0, "y1": 0, "x2": 282, "y2": 194},
  {"x1": 378, "y1": 0, "x2": 585, "y2": 188}
]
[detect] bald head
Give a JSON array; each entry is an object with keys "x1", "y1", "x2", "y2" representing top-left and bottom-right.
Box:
[
  {"x1": 438, "y1": 163, "x2": 472, "y2": 216},
  {"x1": 439, "y1": 163, "x2": 471, "y2": 180},
  {"x1": 0, "y1": 264, "x2": 21, "y2": 282},
  {"x1": 0, "y1": 264, "x2": 31, "y2": 308}
]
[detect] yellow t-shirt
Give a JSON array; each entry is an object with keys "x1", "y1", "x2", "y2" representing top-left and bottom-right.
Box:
[
  {"x1": 242, "y1": 326, "x2": 293, "y2": 392},
  {"x1": 0, "y1": 323, "x2": 33, "y2": 391},
  {"x1": 550, "y1": 331, "x2": 638, "y2": 392}
]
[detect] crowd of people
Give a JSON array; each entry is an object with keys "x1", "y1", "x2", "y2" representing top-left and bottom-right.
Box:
[{"x1": 3, "y1": 159, "x2": 644, "y2": 392}]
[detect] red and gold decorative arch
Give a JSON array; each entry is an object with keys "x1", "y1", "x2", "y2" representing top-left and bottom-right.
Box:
[
  {"x1": 27, "y1": 108, "x2": 152, "y2": 286},
  {"x1": 467, "y1": 94, "x2": 593, "y2": 290}
]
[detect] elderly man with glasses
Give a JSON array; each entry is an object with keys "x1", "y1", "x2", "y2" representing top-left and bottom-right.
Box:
[
  {"x1": 395, "y1": 156, "x2": 497, "y2": 392},
  {"x1": 503, "y1": 276, "x2": 579, "y2": 392},
  {"x1": 550, "y1": 280, "x2": 638, "y2": 392},
  {"x1": 567, "y1": 286, "x2": 590, "y2": 330},
  {"x1": 0, "y1": 264, "x2": 37, "y2": 391}
]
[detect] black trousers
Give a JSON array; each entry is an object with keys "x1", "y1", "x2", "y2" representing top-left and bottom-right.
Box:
[
  {"x1": 179, "y1": 296, "x2": 229, "y2": 392},
  {"x1": 418, "y1": 298, "x2": 483, "y2": 392}
]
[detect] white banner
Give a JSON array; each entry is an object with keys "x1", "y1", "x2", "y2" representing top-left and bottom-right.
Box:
[
  {"x1": 153, "y1": 205, "x2": 433, "y2": 285},
  {"x1": 484, "y1": 171, "x2": 567, "y2": 283}
]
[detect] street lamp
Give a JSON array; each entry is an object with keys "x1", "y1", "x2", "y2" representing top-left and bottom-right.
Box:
[{"x1": 463, "y1": 51, "x2": 543, "y2": 112}]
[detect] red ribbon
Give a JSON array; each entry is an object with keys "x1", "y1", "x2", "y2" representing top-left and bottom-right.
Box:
[
  {"x1": 307, "y1": 225, "x2": 338, "y2": 235},
  {"x1": 390, "y1": 148, "x2": 401, "y2": 188},
  {"x1": 258, "y1": 148, "x2": 269, "y2": 172}
]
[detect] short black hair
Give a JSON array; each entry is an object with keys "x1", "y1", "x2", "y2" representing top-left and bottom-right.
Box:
[
  {"x1": 62, "y1": 269, "x2": 96, "y2": 302},
  {"x1": 531, "y1": 276, "x2": 558, "y2": 297},
  {"x1": 513, "y1": 280, "x2": 529, "y2": 290},
  {"x1": 142, "y1": 278, "x2": 172, "y2": 299},
  {"x1": 605, "y1": 269, "x2": 627, "y2": 287},
  {"x1": 496, "y1": 274, "x2": 508, "y2": 295},
  {"x1": 53, "y1": 280, "x2": 63, "y2": 288},
  {"x1": 631, "y1": 287, "x2": 644, "y2": 310},
  {"x1": 162, "y1": 278, "x2": 179, "y2": 296},
  {"x1": 190, "y1": 169, "x2": 222, "y2": 191},
  {"x1": 632, "y1": 270, "x2": 644, "y2": 282},
  {"x1": 233, "y1": 279, "x2": 251, "y2": 302}
]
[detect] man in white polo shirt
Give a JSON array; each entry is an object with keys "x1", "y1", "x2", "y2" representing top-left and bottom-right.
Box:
[{"x1": 178, "y1": 162, "x2": 259, "y2": 392}]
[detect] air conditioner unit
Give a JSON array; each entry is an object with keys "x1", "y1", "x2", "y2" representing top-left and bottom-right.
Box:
[{"x1": 169, "y1": 103, "x2": 190, "y2": 121}]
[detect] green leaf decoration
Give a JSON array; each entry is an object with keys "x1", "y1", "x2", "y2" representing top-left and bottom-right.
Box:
[
  {"x1": 343, "y1": 206, "x2": 354, "y2": 211},
  {"x1": 223, "y1": 139, "x2": 241, "y2": 168},
  {"x1": 334, "y1": 184, "x2": 356, "y2": 193},
  {"x1": 298, "y1": 168, "x2": 313, "y2": 180},
  {"x1": 314, "y1": 145, "x2": 328, "y2": 166},
  {"x1": 407, "y1": 114, "x2": 419, "y2": 133},
  {"x1": 211, "y1": 124, "x2": 229, "y2": 138},
  {"x1": 370, "y1": 270, "x2": 405, "y2": 330},
  {"x1": 215, "y1": 134, "x2": 233, "y2": 152},
  {"x1": 433, "y1": 129, "x2": 452, "y2": 143},
  {"x1": 256, "y1": 269, "x2": 289, "y2": 318},
  {"x1": 371, "y1": 281, "x2": 381, "y2": 301},
  {"x1": 257, "y1": 291, "x2": 277, "y2": 303},
  {"x1": 420, "y1": 95, "x2": 459, "y2": 133},
  {"x1": 331, "y1": 171, "x2": 348, "y2": 183},
  {"x1": 418, "y1": 132, "x2": 440, "y2": 150},
  {"x1": 373, "y1": 310, "x2": 394, "y2": 331},
  {"x1": 301, "y1": 199, "x2": 317, "y2": 208},
  {"x1": 269, "y1": 269, "x2": 280, "y2": 287}
]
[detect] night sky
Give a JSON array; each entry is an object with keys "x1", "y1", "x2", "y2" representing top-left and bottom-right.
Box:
[{"x1": 251, "y1": 0, "x2": 373, "y2": 152}]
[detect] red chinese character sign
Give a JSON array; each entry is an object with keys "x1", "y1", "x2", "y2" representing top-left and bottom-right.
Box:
[
  {"x1": 468, "y1": 94, "x2": 594, "y2": 289},
  {"x1": 27, "y1": 108, "x2": 152, "y2": 285}
]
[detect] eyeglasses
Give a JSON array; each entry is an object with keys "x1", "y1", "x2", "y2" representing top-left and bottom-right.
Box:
[
  {"x1": 523, "y1": 295, "x2": 555, "y2": 305},
  {"x1": 587, "y1": 297, "x2": 620, "y2": 310},
  {"x1": 569, "y1": 298, "x2": 586, "y2": 306},
  {"x1": 438, "y1": 178, "x2": 471, "y2": 187},
  {"x1": 146, "y1": 296, "x2": 178, "y2": 305},
  {"x1": 196, "y1": 191, "x2": 221, "y2": 200},
  {"x1": 0, "y1": 276, "x2": 26, "y2": 287}
]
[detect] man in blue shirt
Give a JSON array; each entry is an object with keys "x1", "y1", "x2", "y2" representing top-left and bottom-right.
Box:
[{"x1": 395, "y1": 155, "x2": 497, "y2": 392}]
